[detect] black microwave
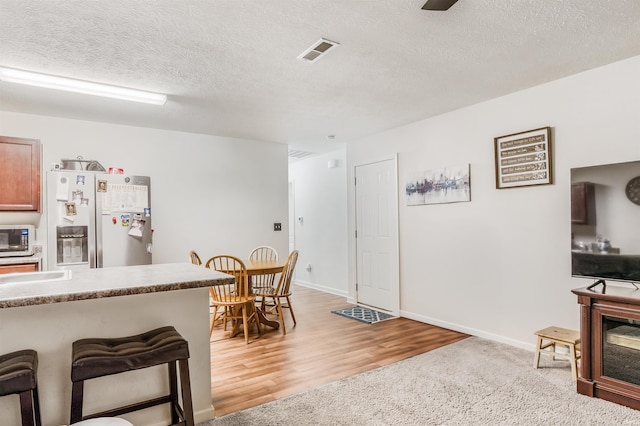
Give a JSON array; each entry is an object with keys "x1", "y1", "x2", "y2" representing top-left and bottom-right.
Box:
[{"x1": 0, "y1": 225, "x2": 35, "y2": 257}]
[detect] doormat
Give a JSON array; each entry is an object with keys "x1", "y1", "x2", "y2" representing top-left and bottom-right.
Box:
[{"x1": 331, "y1": 306, "x2": 395, "y2": 324}]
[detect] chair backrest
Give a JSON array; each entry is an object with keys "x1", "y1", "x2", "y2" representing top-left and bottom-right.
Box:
[
  {"x1": 189, "y1": 250, "x2": 202, "y2": 265},
  {"x1": 248, "y1": 246, "x2": 278, "y2": 261},
  {"x1": 275, "y1": 250, "x2": 299, "y2": 296},
  {"x1": 249, "y1": 246, "x2": 279, "y2": 287},
  {"x1": 205, "y1": 255, "x2": 249, "y2": 303}
]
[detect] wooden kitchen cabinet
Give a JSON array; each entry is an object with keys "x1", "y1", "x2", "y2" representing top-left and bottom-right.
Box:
[
  {"x1": 0, "y1": 136, "x2": 41, "y2": 212},
  {"x1": 571, "y1": 182, "x2": 595, "y2": 225},
  {"x1": 0, "y1": 263, "x2": 39, "y2": 274}
]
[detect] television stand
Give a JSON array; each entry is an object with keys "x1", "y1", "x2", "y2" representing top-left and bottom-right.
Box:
[
  {"x1": 573, "y1": 285, "x2": 640, "y2": 410},
  {"x1": 586, "y1": 279, "x2": 606, "y2": 291},
  {"x1": 586, "y1": 279, "x2": 639, "y2": 291}
]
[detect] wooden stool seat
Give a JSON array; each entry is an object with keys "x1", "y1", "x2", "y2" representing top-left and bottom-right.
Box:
[
  {"x1": 0, "y1": 349, "x2": 41, "y2": 426},
  {"x1": 70, "y1": 326, "x2": 194, "y2": 425},
  {"x1": 534, "y1": 326, "x2": 581, "y2": 381}
]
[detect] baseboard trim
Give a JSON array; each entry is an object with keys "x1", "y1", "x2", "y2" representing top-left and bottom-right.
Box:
[
  {"x1": 292, "y1": 284, "x2": 535, "y2": 351},
  {"x1": 144, "y1": 405, "x2": 214, "y2": 426},
  {"x1": 400, "y1": 310, "x2": 535, "y2": 351},
  {"x1": 294, "y1": 280, "x2": 348, "y2": 298},
  {"x1": 195, "y1": 406, "x2": 216, "y2": 424}
]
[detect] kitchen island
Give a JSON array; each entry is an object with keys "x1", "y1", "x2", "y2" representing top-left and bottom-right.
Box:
[{"x1": 0, "y1": 263, "x2": 233, "y2": 426}]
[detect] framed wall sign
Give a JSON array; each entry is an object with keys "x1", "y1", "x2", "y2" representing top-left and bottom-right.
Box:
[{"x1": 494, "y1": 127, "x2": 552, "y2": 189}]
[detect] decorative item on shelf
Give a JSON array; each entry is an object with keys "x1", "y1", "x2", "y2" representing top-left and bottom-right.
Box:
[
  {"x1": 60, "y1": 156, "x2": 105, "y2": 171},
  {"x1": 494, "y1": 127, "x2": 552, "y2": 189},
  {"x1": 625, "y1": 176, "x2": 640, "y2": 206},
  {"x1": 596, "y1": 235, "x2": 612, "y2": 253},
  {"x1": 574, "y1": 241, "x2": 587, "y2": 251}
]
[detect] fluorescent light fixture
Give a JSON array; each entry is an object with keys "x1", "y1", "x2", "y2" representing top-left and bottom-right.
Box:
[{"x1": 0, "y1": 67, "x2": 167, "y2": 105}]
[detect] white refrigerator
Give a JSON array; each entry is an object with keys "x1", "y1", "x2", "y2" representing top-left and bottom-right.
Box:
[{"x1": 46, "y1": 171, "x2": 152, "y2": 270}]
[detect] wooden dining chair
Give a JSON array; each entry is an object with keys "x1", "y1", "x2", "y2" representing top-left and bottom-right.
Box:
[
  {"x1": 248, "y1": 245, "x2": 279, "y2": 291},
  {"x1": 188, "y1": 250, "x2": 202, "y2": 265},
  {"x1": 254, "y1": 250, "x2": 299, "y2": 335},
  {"x1": 190, "y1": 250, "x2": 225, "y2": 331},
  {"x1": 249, "y1": 246, "x2": 278, "y2": 261},
  {"x1": 205, "y1": 255, "x2": 261, "y2": 344}
]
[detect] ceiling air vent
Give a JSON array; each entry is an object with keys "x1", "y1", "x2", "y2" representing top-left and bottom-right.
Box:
[
  {"x1": 297, "y1": 38, "x2": 339, "y2": 63},
  {"x1": 422, "y1": 0, "x2": 460, "y2": 11},
  {"x1": 288, "y1": 150, "x2": 315, "y2": 159}
]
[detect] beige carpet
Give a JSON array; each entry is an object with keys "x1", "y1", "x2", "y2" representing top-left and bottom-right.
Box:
[{"x1": 201, "y1": 337, "x2": 640, "y2": 425}]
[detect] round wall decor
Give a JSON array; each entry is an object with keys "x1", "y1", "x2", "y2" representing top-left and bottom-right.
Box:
[{"x1": 626, "y1": 176, "x2": 640, "y2": 206}]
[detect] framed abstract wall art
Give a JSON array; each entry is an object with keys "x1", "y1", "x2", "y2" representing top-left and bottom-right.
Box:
[{"x1": 405, "y1": 163, "x2": 470, "y2": 206}]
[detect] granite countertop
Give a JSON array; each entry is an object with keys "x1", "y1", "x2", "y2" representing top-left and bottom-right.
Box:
[
  {"x1": 0, "y1": 244, "x2": 43, "y2": 267},
  {"x1": 0, "y1": 254, "x2": 42, "y2": 266},
  {"x1": 0, "y1": 263, "x2": 234, "y2": 309}
]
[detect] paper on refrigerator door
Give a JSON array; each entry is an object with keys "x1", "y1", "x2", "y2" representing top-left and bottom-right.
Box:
[
  {"x1": 128, "y1": 218, "x2": 145, "y2": 237},
  {"x1": 56, "y1": 176, "x2": 70, "y2": 201},
  {"x1": 100, "y1": 184, "x2": 149, "y2": 214}
]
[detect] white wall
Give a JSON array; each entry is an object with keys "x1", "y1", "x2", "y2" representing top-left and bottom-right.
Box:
[
  {"x1": 347, "y1": 54, "x2": 640, "y2": 349},
  {"x1": 289, "y1": 149, "x2": 348, "y2": 296},
  {"x1": 0, "y1": 111, "x2": 289, "y2": 266}
]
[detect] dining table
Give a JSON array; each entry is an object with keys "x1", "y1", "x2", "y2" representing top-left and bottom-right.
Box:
[
  {"x1": 213, "y1": 258, "x2": 285, "y2": 334},
  {"x1": 244, "y1": 258, "x2": 285, "y2": 278},
  {"x1": 244, "y1": 258, "x2": 285, "y2": 330}
]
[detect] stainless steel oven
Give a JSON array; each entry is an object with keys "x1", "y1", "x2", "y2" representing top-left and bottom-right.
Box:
[{"x1": 0, "y1": 225, "x2": 35, "y2": 257}]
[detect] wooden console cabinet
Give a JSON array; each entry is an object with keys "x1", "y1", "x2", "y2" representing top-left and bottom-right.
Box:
[
  {"x1": 0, "y1": 136, "x2": 41, "y2": 212},
  {"x1": 573, "y1": 284, "x2": 640, "y2": 410}
]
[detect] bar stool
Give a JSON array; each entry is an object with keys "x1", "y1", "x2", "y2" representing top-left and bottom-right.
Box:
[
  {"x1": 0, "y1": 349, "x2": 41, "y2": 426},
  {"x1": 70, "y1": 326, "x2": 194, "y2": 425}
]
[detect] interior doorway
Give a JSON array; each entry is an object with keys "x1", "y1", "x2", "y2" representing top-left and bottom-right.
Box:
[
  {"x1": 354, "y1": 158, "x2": 399, "y2": 315},
  {"x1": 288, "y1": 180, "x2": 295, "y2": 254}
]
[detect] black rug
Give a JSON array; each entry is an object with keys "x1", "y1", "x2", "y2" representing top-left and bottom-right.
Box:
[{"x1": 331, "y1": 306, "x2": 395, "y2": 324}]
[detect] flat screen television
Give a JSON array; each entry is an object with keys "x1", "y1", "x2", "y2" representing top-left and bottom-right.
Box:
[{"x1": 571, "y1": 160, "x2": 640, "y2": 286}]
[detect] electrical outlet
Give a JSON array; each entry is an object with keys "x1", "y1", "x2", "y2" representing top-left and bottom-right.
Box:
[{"x1": 274, "y1": 222, "x2": 282, "y2": 231}]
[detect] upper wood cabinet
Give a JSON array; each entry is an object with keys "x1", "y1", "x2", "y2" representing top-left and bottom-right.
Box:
[
  {"x1": 0, "y1": 136, "x2": 41, "y2": 212},
  {"x1": 571, "y1": 182, "x2": 595, "y2": 225}
]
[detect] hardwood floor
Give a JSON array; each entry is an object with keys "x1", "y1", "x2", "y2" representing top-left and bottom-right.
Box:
[{"x1": 209, "y1": 285, "x2": 469, "y2": 417}]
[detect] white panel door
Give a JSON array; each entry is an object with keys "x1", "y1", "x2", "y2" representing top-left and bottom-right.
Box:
[{"x1": 355, "y1": 159, "x2": 399, "y2": 314}]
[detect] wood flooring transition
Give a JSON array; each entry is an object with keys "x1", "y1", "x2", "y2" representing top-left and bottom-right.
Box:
[{"x1": 209, "y1": 284, "x2": 469, "y2": 417}]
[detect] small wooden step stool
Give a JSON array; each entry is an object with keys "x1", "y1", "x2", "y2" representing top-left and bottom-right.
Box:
[{"x1": 533, "y1": 326, "x2": 581, "y2": 381}]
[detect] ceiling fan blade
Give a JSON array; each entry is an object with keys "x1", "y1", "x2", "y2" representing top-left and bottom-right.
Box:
[{"x1": 422, "y1": 0, "x2": 459, "y2": 11}]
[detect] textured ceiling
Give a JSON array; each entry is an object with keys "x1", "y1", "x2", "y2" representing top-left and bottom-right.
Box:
[{"x1": 1, "y1": 0, "x2": 640, "y2": 155}]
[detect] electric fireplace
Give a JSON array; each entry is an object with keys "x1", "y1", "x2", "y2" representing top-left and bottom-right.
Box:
[{"x1": 573, "y1": 284, "x2": 640, "y2": 409}]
